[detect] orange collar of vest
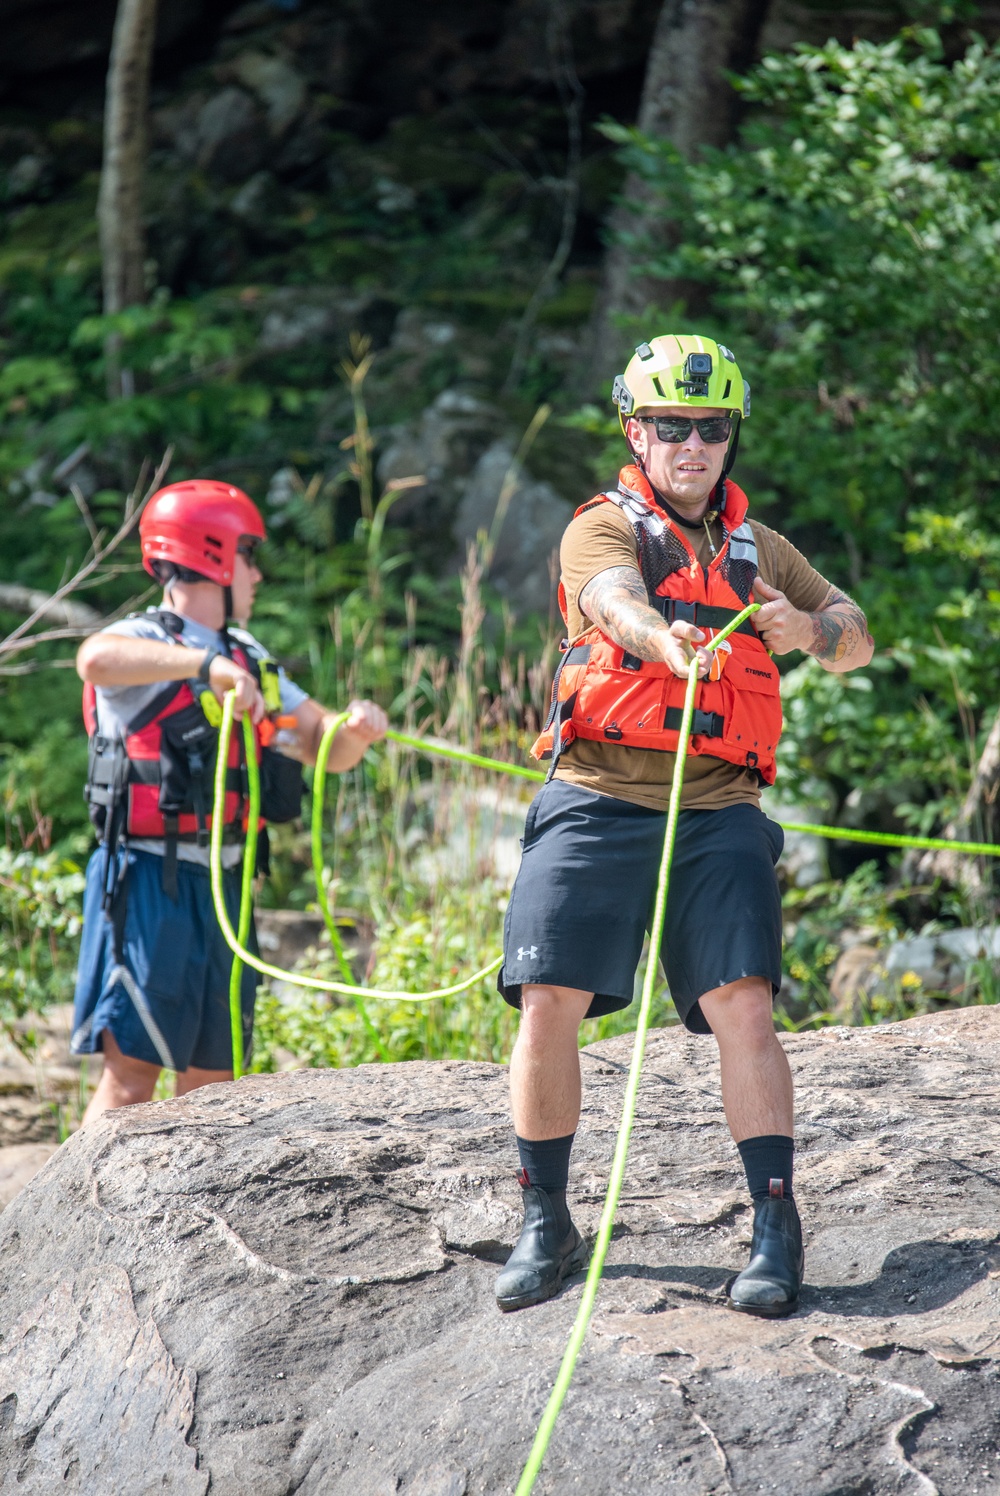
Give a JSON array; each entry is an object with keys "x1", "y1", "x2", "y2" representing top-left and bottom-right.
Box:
[{"x1": 614, "y1": 464, "x2": 750, "y2": 532}]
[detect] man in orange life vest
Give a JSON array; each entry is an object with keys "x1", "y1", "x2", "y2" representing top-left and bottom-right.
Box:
[
  {"x1": 496, "y1": 336, "x2": 873, "y2": 1316},
  {"x1": 73, "y1": 480, "x2": 387, "y2": 1123}
]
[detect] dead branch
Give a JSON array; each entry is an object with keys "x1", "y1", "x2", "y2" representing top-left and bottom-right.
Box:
[
  {"x1": 502, "y1": 0, "x2": 583, "y2": 395},
  {"x1": 0, "y1": 450, "x2": 171, "y2": 660},
  {"x1": 0, "y1": 586, "x2": 101, "y2": 630},
  {"x1": 98, "y1": 0, "x2": 159, "y2": 397}
]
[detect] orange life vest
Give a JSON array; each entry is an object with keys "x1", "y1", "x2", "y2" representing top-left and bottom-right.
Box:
[{"x1": 532, "y1": 466, "x2": 782, "y2": 784}]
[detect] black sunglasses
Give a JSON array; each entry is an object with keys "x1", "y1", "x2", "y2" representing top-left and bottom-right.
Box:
[
  {"x1": 236, "y1": 541, "x2": 259, "y2": 560},
  {"x1": 637, "y1": 415, "x2": 733, "y2": 445}
]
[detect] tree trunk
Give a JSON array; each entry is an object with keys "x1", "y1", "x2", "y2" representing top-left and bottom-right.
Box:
[
  {"x1": 914, "y1": 704, "x2": 1000, "y2": 904},
  {"x1": 97, "y1": 0, "x2": 158, "y2": 398},
  {"x1": 586, "y1": 0, "x2": 772, "y2": 389}
]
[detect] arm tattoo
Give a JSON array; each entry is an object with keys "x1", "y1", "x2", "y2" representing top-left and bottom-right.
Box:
[
  {"x1": 807, "y1": 586, "x2": 873, "y2": 664},
  {"x1": 579, "y1": 566, "x2": 667, "y2": 662}
]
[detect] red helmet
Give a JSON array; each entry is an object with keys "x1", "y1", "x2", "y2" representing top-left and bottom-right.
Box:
[{"x1": 139, "y1": 479, "x2": 266, "y2": 586}]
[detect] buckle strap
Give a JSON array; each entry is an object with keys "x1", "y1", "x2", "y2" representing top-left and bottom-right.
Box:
[
  {"x1": 542, "y1": 644, "x2": 589, "y2": 733},
  {"x1": 544, "y1": 691, "x2": 579, "y2": 783},
  {"x1": 654, "y1": 598, "x2": 757, "y2": 636},
  {"x1": 162, "y1": 817, "x2": 179, "y2": 901},
  {"x1": 664, "y1": 706, "x2": 724, "y2": 738}
]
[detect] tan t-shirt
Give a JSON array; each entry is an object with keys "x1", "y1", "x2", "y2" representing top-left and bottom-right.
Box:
[{"x1": 553, "y1": 500, "x2": 834, "y2": 812}]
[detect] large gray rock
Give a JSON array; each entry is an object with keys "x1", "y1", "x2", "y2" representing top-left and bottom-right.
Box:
[
  {"x1": 378, "y1": 390, "x2": 570, "y2": 616},
  {"x1": 377, "y1": 388, "x2": 501, "y2": 534},
  {"x1": 830, "y1": 928, "x2": 1000, "y2": 1020},
  {"x1": 4, "y1": 1009, "x2": 1000, "y2": 1492},
  {"x1": 453, "y1": 442, "x2": 568, "y2": 617}
]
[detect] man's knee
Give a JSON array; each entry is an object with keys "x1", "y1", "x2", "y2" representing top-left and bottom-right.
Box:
[
  {"x1": 101, "y1": 1032, "x2": 160, "y2": 1105},
  {"x1": 518, "y1": 985, "x2": 592, "y2": 1041},
  {"x1": 700, "y1": 977, "x2": 775, "y2": 1045}
]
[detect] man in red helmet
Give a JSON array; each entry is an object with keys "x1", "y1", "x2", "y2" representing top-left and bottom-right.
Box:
[{"x1": 73, "y1": 480, "x2": 387, "y2": 1121}]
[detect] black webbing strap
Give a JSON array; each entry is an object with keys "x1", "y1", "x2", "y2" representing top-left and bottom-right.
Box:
[
  {"x1": 162, "y1": 816, "x2": 180, "y2": 901},
  {"x1": 188, "y1": 750, "x2": 210, "y2": 847},
  {"x1": 652, "y1": 598, "x2": 757, "y2": 636},
  {"x1": 665, "y1": 706, "x2": 724, "y2": 738},
  {"x1": 544, "y1": 691, "x2": 579, "y2": 784},
  {"x1": 109, "y1": 857, "x2": 130, "y2": 965},
  {"x1": 541, "y1": 644, "x2": 590, "y2": 733}
]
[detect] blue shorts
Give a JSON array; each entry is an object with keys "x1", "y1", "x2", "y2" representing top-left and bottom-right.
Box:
[
  {"x1": 72, "y1": 847, "x2": 260, "y2": 1072},
  {"x1": 499, "y1": 781, "x2": 784, "y2": 1033}
]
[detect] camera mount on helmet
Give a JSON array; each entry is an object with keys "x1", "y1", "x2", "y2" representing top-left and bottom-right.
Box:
[{"x1": 675, "y1": 351, "x2": 713, "y2": 399}]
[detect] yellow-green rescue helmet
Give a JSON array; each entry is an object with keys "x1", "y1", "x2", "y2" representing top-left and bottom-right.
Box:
[{"x1": 611, "y1": 334, "x2": 750, "y2": 433}]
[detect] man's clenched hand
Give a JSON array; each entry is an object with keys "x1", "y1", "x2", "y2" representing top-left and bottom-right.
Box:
[
  {"x1": 343, "y1": 699, "x2": 389, "y2": 745},
  {"x1": 751, "y1": 578, "x2": 811, "y2": 655},
  {"x1": 208, "y1": 655, "x2": 265, "y2": 722}
]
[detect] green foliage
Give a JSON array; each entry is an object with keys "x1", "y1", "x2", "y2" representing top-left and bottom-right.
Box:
[
  {"x1": 5, "y1": 21, "x2": 1000, "y2": 1082},
  {"x1": 252, "y1": 878, "x2": 517, "y2": 1071},
  {"x1": 0, "y1": 847, "x2": 84, "y2": 1022},
  {"x1": 608, "y1": 27, "x2": 1000, "y2": 823},
  {"x1": 779, "y1": 861, "x2": 902, "y2": 1021}
]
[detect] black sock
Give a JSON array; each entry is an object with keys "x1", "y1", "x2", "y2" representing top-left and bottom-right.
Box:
[
  {"x1": 515, "y1": 1133, "x2": 574, "y2": 1192},
  {"x1": 737, "y1": 1134, "x2": 794, "y2": 1203}
]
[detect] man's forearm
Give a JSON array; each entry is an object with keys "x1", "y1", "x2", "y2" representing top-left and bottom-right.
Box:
[
  {"x1": 805, "y1": 592, "x2": 874, "y2": 673},
  {"x1": 578, "y1": 566, "x2": 668, "y2": 662},
  {"x1": 77, "y1": 635, "x2": 209, "y2": 687}
]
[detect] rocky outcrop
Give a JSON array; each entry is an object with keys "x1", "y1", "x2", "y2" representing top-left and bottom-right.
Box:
[
  {"x1": 3, "y1": 1007, "x2": 1000, "y2": 1492},
  {"x1": 829, "y1": 927, "x2": 1000, "y2": 1023},
  {"x1": 378, "y1": 387, "x2": 570, "y2": 614},
  {"x1": 0, "y1": 1005, "x2": 80, "y2": 1149}
]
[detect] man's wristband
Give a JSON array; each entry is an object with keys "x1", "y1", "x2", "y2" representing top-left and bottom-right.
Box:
[{"x1": 197, "y1": 648, "x2": 220, "y2": 684}]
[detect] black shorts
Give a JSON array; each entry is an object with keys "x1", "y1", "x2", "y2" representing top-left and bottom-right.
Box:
[{"x1": 498, "y1": 779, "x2": 784, "y2": 1034}]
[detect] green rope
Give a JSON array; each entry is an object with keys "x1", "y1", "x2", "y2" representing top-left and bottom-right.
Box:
[
  {"x1": 208, "y1": 701, "x2": 505, "y2": 1071},
  {"x1": 513, "y1": 602, "x2": 758, "y2": 1493},
  {"x1": 388, "y1": 723, "x2": 1000, "y2": 861},
  {"x1": 311, "y1": 711, "x2": 389, "y2": 1062},
  {"x1": 775, "y1": 821, "x2": 1000, "y2": 858},
  {"x1": 227, "y1": 710, "x2": 260, "y2": 1080},
  {"x1": 385, "y1": 728, "x2": 544, "y2": 781}
]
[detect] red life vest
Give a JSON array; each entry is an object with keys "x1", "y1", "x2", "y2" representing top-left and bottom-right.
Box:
[
  {"x1": 82, "y1": 613, "x2": 262, "y2": 850},
  {"x1": 532, "y1": 466, "x2": 783, "y2": 784}
]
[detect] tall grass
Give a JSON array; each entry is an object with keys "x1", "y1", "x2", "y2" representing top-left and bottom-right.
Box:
[{"x1": 252, "y1": 355, "x2": 561, "y2": 1072}]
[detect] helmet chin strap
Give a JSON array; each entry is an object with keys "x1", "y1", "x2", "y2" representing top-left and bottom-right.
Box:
[{"x1": 708, "y1": 416, "x2": 742, "y2": 513}]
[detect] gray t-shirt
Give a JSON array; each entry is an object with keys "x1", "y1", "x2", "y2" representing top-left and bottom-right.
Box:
[{"x1": 94, "y1": 608, "x2": 308, "y2": 867}]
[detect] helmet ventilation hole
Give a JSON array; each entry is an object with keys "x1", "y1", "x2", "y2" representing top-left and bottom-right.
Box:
[
  {"x1": 651, "y1": 376, "x2": 666, "y2": 398},
  {"x1": 723, "y1": 380, "x2": 731, "y2": 400}
]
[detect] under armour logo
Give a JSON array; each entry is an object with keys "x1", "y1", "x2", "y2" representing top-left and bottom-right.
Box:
[{"x1": 516, "y1": 946, "x2": 538, "y2": 961}]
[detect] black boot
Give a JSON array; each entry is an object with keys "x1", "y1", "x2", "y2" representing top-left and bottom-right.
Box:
[
  {"x1": 728, "y1": 1186, "x2": 804, "y2": 1318},
  {"x1": 495, "y1": 1175, "x2": 588, "y2": 1313}
]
